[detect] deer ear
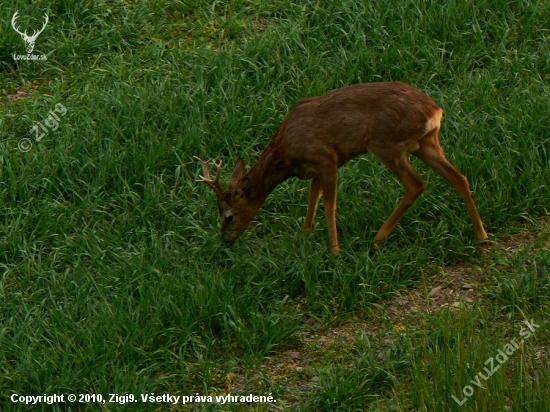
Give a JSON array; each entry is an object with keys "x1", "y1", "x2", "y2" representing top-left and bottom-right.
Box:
[
  {"x1": 234, "y1": 177, "x2": 251, "y2": 199},
  {"x1": 229, "y1": 158, "x2": 246, "y2": 190}
]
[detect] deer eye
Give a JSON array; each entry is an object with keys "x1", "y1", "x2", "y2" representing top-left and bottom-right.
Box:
[{"x1": 226, "y1": 215, "x2": 234, "y2": 223}]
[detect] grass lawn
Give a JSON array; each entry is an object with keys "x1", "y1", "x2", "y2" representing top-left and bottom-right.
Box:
[{"x1": 1, "y1": 0, "x2": 549, "y2": 410}]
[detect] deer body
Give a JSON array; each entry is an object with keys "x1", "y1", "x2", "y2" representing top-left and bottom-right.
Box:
[{"x1": 196, "y1": 82, "x2": 488, "y2": 254}]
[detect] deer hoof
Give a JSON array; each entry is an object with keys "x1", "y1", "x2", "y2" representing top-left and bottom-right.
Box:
[
  {"x1": 371, "y1": 240, "x2": 385, "y2": 251},
  {"x1": 329, "y1": 245, "x2": 341, "y2": 255},
  {"x1": 475, "y1": 240, "x2": 489, "y2": 255}
]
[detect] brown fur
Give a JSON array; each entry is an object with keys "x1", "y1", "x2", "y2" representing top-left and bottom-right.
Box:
[{"x1": 197, "y1": 82, "x2": 488, "y2": 254}]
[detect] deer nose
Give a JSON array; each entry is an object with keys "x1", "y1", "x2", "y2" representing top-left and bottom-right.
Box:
[
  {"x1": 222, "y1": 234, "x2": 236, "y2": 245},
  {"x1": 222, "y1": 228, "x2": 242, "y2": 244}
]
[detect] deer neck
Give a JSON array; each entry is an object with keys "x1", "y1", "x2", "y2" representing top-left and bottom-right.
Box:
[{"x1": 243, "y1": 146, "x2": 293, "y2": 208}]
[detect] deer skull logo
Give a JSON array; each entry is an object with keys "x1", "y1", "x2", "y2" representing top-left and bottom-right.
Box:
[{"x1": 11, "y1": 11, "x2": 49, "y2": 54}]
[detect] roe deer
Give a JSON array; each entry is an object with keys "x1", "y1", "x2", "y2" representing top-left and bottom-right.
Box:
[{"x1": 195, "y1": 82, "x2": 488, "y2": 254}]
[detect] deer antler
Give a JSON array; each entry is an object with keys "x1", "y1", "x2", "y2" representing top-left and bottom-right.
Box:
[{"x1": 193, "y1": 156, "x2": 226, "y2": 201}]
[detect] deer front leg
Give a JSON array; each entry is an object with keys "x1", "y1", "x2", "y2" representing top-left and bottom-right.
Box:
[
  {"x1": 320, "y1": 170, "x2": 340, "y2": 255},
  {"x1": 304, "y1": 178, "x2": 323, "y2": 234}
]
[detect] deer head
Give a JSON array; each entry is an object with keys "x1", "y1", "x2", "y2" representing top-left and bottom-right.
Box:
[
  {"x1": 11, "y1": 11, "x2": 49, "y2": 54},
  {"x1": 194, "y1": 156, "x2": 258, "y2": 242}
]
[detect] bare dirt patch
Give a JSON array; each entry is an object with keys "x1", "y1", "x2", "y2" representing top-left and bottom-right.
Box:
[{"x1": 1, "y1": 80, "x2": 41, "y2": 105}]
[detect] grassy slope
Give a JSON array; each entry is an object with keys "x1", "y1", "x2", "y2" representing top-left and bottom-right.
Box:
[{"x1": 0, "y1": 0, "x2": 549, "y2": 410}]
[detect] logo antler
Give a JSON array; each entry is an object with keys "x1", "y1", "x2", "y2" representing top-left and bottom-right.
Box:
[{"x1": 11, "y1": 11, "x2": 49, "y2": 54}]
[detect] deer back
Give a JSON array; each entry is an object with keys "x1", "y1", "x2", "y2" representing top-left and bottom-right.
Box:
[{"x1": 278, "y1": 82, "x2": 442, "y2": 178}]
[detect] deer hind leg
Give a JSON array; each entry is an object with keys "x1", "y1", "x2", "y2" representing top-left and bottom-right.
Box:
[
  {"x1": 304, "y1": 177, "x2": 323, "y2": 234},
  {"x1": 412, "y1": 131, "x2": 488, "y2": 242},
  {"x1": 372, "y1": 151, "x2": 427, "y2": 250},
  {"x1": 318, "y1": 168, "x2": 340, "y2": 255}
]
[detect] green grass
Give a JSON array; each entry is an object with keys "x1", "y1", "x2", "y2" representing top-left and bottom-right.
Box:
[{"x1": 1, "y1": 0, "x2": 549, "y2": 410}]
